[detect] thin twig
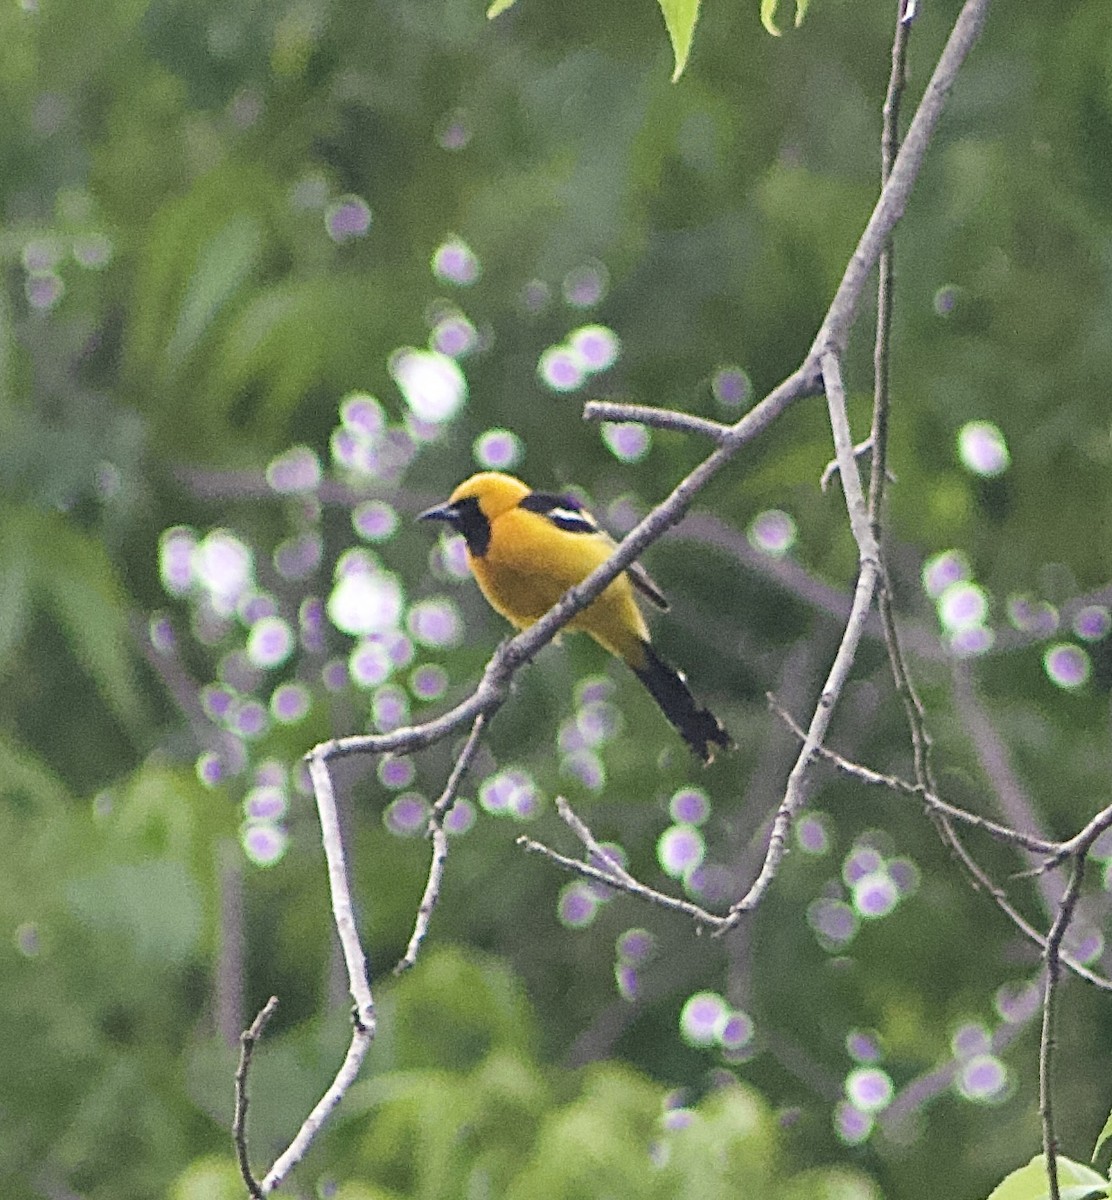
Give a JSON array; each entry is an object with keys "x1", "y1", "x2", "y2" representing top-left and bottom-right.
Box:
[
  {"x1": 768, "y1": 697, "x2": 1060, "y2": 856},
  {"x1": 583, "y1": 400, "x2": 731, "y2": 443},
  {"x1": 1040, "y1": 857, "x2": 1087, "y2": 1200},
  {"x1": 233, "y1": 995, "x2": 279, "y2": 1200},
  {"x1": 395, "y1": 716, "x2": 487, "y2": 974},
  {"x1": 867, "y1": 0, "x2": 911, "y2": 534},
  {"x1": 516, "y1": 834, "x2": 730, "y2": 930},
  {"x1": 728, "y1": 353, "x2": 881, "y2": 920},
  {"x1": 1040, "y1": 802, "x2": 1112, "y2": 874},
  {"x1": 257, "y1": 757, "x2": 377, "y2": 1194},
  {"x1": 554, "y1": 795, "x2": 639, "y2": 886},
  {"x1": 819, "y1": 437, "x2": 888, "y2": 493}
]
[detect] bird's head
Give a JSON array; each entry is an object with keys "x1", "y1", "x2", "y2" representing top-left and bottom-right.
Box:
[{"x1": 418, "y1": 472, "x2": 531, "y2": 555}]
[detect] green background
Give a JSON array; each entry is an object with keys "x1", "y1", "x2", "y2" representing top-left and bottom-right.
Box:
[{"x1": 3, "y1": 0, "x2": 1112, "y2": 1196}]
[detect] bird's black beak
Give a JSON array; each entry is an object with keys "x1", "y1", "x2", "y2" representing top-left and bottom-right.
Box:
[{"x1": 417, "y1": 501, "x2": 459, "y2": 527}]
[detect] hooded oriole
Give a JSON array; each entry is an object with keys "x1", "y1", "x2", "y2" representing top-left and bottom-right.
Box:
[{"x1": 419, "y1": 472, "x2": 732, "y2": 763}]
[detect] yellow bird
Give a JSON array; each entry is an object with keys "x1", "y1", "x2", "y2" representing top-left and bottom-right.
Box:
[{"x1": 419, "y1": 472, "x2": 732, "y2": 763}]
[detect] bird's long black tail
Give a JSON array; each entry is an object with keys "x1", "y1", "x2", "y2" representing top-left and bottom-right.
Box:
[{"x1": 631, "y1": 642, "x2": 733, "y2": 765}]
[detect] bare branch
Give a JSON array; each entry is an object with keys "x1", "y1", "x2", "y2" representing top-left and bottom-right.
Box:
[
  {"x1": 729, "y1": 354, "x2": 881, "y2": 919},
  {"x1": 268, "y1": 0, "x2": 999, "y2": 1174},
  {"x1": 395, "y1": 716, "x2": 488, "y2": 974},
  {"x1": 233, "y1": 996, "x2": 279, "y2": 1200},
  {"x1": 767, "y1": 697, "x2": 1061, "y2": 857},
  {"x1": 583, "y1": 400, "x2": 731, "y2": 443},
  {"x1": 1040, "y1": 857, "x2": 1087, "y2": 1200},
  {"x1": 256, "y1": 756, "x2": 377, "y2": 1193},
  {"x1": 1040, "y1": 803, "x2": 1112, "y2": 874},
  {"x1": 867, "y1": 0, "x2": 911, "y2": 533},
  {"x1": 554, "y1": 795, "x2": 639, "y2": 886},
  {"x1": 516, "y1": 834, "x2": 731, "y2": 931}
]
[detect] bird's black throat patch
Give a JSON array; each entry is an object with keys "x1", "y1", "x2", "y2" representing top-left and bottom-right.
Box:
[{"x1": 449, "y1": 496, "x2": 491, "y2": 557}]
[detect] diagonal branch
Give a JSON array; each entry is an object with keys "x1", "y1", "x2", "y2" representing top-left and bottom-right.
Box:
[
  {"x1": 728, "y1": 353, "x2": 881, "y2": 919},
  {"x1": 252, "y1": 756, "x2": 377, "y2": 1194},
  {"x1": 1040, "y1": 857, "x2": 1087, "y2": 1200},
  {"x1": 394, "y1": 716, "x2": 488, "y2": 974}
]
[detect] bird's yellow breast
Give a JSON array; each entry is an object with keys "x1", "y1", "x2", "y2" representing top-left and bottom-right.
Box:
[{"x1": 468, "y1": 506, "x2": 648, "y2": 664}]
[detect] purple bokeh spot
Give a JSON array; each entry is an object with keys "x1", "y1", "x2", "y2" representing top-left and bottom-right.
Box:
[
  {"x1": 796, "y1": 813, "x2": 829, "y2": 854},
  {"x1": 712, "y1": 367, "x2": 751, "y2": 408},
  {"x1": 373, "y1": 684, "x2": 409, "y2": 731},
  {"x1": 958, "y1": 1054, "x2": 1008, "y2": 1102},
  {"x1": 1044, "y1": 643, "x2": 1091, "y2": 689},
  {"x1": 270, "y1": 683, "x2": 310, "y2": 723},
  {"x1": 561, "y1": 750, "x2": 605, "y2": 792},
  {"x1": 615, "y1": 963, "x2": 639, "y2": 1002},
  {"x1": 1073, "y1": 605, "x2": 1111, "y2": 642},
  {"x1": 473, "y1": 428, "x2": 522, "y2": 469},
  {"x1": 242, "y1": 823, "x2": 288, "y2": 867},
  {"x1": 558, "y1": 883, "x2": 598, "y2": 928},
  {"x1": 834, "y1": 1100, "x2": 873, "y2": 1145},
  {"x1": 410, "y1": 663, "x2": 449, "y2": 701},
  {"x1": 274, "y1": 532, "x2": 323, "y2": 582},
  {"x1": 657, "y1": 824, "x2": 706, "y2": 878},
  {"x1": 378, "y1": 756, "x2": 415, "y2": 790},
  {"x1": 352, "y1": 500, "x2": 397, "y2": 543},
  {"x1": 680, "y1": 991, "x2": 726, "y2": 1046},
  {"x1": 846, "y1": 1030, "x2": 881, "y2": 1064},
  {"x1": 807, "y1": 898, "x2": 858, "y2": 948},
  {"x1": 149, "y1": 614, "x2": 176, "y2": 654},
  {"x1": 601, "y1": 422, "x2": 650, "y2": 463},
  {"x1": 431, "y1": 238, "x2": 480, "y2": 285},
  {"x1": 443, "y1": 798, "x2": 476, "y2": 835},
  {"x1": 842, "y1": 846, "x2": 884, "y2": 886},
  {"x1": 266, "y1": 445, "x2": 321, "y2": 494},
  {"x1": 537, "y1": 346, "x2": 584, "y2": 392},
  {"x1": 232, "y1": 700, "x2": 268, "y2": 739},
  {"x1": 670, "y1": 788, "x2": 709, "y2": 826},
  {"x1": 994, "y1": 980, "x2": 1041, "y2": 1025},
  {"x1": 384, "y1": 793, "x2": 428, "y2": 837},
  {"x1": 201, "y1": 684, "x2": 236, "y2": 722},
  {"x1": 853, "y1": 871, "x2": 899, "y2": 919},
  {"x1": 325, "y1": 195, "x2": 372, "y2": 242},
  {"x1": 617, "y1": 928, "x2": 654, "y2": 964},
  {"x1": 577, "y1": 701, "x2": 621, "y2": 747},
  {"x1": 562, "y1": 261, "x2": 608, "y2": 308},
  {"x1": 922, "y1": 551, "x2": 969, "y2": 599},
  {"x1": 196, "y1": 752, "x2": 224, "y2": 787}
]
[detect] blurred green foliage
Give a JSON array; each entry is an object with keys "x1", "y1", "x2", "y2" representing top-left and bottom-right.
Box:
[{"x1": 3, "y1": 0, "x2": 1112, "y2": 1197}]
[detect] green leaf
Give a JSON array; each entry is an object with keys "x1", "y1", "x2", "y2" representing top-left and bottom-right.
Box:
[
  {"x1": 760, "y1": 0, "x2": 809, "y2": 36},
  {"x1": 486, "y1": 0, "x2": 517, "y2": 15},
  {"x1": 30, "y1": 510, "x2": 146, "y2": 734},
  {"x1": 1094, "y1": 1108, "x2": 1112, "y2": 1164},
  {"x1": 166, "y1": 212, "x2": 262, "y2": 368},
  {"x1": 657, "y1": 0, "x2": 701, "y2": 80},
  {"x1": 986, "y1": 1155, "x2": 1108, "y2": 1200}
]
